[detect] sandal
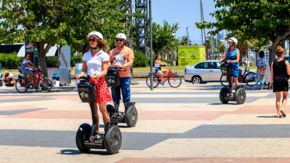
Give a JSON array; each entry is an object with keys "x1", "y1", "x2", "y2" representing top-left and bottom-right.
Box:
[{"x1": 281, "y1": 110, "x2": 286, "y2": 117}]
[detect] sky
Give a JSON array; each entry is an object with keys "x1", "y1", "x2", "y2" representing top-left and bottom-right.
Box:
[{"x1": 151, "y1": 0, "x2": 224, "y2": 44}]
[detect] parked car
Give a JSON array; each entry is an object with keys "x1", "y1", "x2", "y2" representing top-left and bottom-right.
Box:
[{"x1": 184, "y1": 60, "x2": 255, "y2": 84}]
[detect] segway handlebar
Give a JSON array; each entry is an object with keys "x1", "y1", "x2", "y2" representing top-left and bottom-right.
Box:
[
  {"x1": 220, "y1": 59, "x2": 228, "y2": 64},
  {"x1": 79, "y1": 75, "x2": 91, "y2": 82}
]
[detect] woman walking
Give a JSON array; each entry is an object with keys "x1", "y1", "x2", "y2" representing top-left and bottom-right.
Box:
[{"x1": 270, "y1": 46, "x2": 290, "y2": 118}]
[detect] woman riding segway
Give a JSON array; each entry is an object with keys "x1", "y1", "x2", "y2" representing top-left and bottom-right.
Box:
[
  {"x1": 219, "y1": 37, "x2": 246, "y2": 104},
  {"x1": 219, "y1": 37, "x2": 240, "y2": 93},
  {"x1": 76, "y1": 31, "x2": 112, "y2": 134}
]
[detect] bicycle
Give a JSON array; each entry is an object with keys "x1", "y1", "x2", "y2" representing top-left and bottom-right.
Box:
[
  {"x1": 220, "y1": 67, "x2": 257, "y2": 87},
  {"x1": 146, "y1": 65, "x2": 182, "y2": 88},
  {"x1": 15, "y1": 67, "x2": 53, "y2": 93}
]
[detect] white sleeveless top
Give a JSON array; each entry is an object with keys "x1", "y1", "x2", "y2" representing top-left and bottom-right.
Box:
[{"x1": 155, "y1": 60, "x2": 160, "y2": 68}]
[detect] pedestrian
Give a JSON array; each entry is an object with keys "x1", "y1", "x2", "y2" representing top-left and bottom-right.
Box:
[
  {"x1": 175, "y1": 56, "x2": 178, "y2": 66},
  {"x1": 270, "y1": 46, "x2": 290, "y2": 118}
]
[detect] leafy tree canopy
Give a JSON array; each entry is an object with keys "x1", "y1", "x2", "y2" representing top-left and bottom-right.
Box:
[
  {"x1": 0, "y1": 0, "x2": 137, "y2": 77},
  {"x1": 151, "y1": 21, "x2": 179, "y2": 54},
  {"x1": 179, "y1": 36, "x2": 191, "y2": 46},
  {"x1": 196, "y1": 0, "x2": 290, "y2": 63}
]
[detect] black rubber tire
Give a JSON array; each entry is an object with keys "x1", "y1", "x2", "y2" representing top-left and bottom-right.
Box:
[
  {"x1": 15, "y1": 79, "x2": 28, "y2": 93},
  {"x1": 125, "y1": 106, "x2": 138, "y2": 127},
  {"x1": 245, "y1": 72, "x2": 257, "y2": 87},
  {"x1": 38, "y1": 78, "x2": 53, "y2": 93},
  {"x1": 220, "y1": 75, "x2": 229, "y2": 87},
  {"x1": 168, "y1": 74, "x2": 182, "y2": 88},
  {"x1": 219, "y1": 87, "x2": 229, "y2": 104},
  {"x1": 106, "y1": 104, "x2": 115, "y2": 117},
  {"x1": 192, "y1": 76, "x2": 201, "y2": 84},
  {"x1": 104, "y1": 125, "x2": 122, "y2": 154},
  {"x1": 235, "y1": 88, "x2": 246, "y2": 104},
  {"x1": 146, "y1": 74, "x2": 160, "y2": 88},
  {"x1": 75, "y1": 123, "x2": 91, "y2": 153}
]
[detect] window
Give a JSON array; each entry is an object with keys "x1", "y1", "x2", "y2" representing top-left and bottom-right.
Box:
[
  {"x1": 195, "y1": 62, "x2": 209, "y2": 69},
  {"x1": 211, "y1": 62, "x2": 221, "y2": 69}
]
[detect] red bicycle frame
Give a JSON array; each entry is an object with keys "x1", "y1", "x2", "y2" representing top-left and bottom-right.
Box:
[
  {"x1": 226, "y1": 67, "x2": 248, "y2": 82},
  {"x1": 20, "y1": 69, "x2": 45, "y2": 87},
  {"x1": 154, "y1": 68, "x2": 176, "y2": 83}
]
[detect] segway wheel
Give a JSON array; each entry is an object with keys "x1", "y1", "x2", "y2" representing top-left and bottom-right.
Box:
[
  {"x1": 104, "y1": 125, "x2": 122, "y2": 154},
  {"x1": 219, "y1": 87, "x2": 229, "y2": 104},
  {"x1": 76, "y1": 123, "x2": 92, "y2": 153},
  {"x1": 125, "y1": 106, "x2": 138, "y2": 127},
  {"x1": 235, "y1": 88, "x2": 246, "y2": 104}
]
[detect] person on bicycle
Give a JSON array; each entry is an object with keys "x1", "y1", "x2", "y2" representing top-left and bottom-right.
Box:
[
  {"x1": 109, "y1": 33, "x2": 134, "y2": 109},
  {"x1": 219, "y1": 37, "x2": 240, "y2": 93},
  {"x1": 21, "y1": 53, "x2": 38, "y2": 84},
  {"x1": 155, "y1": 54, "x2": 170, "y2": 86},
  {"x1": 76, "y1": 31, "x2": 112, "y2": 133}
]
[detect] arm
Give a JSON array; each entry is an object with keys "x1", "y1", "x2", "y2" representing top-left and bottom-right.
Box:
[
  {"x1": 231, "y1": 49, "x2": 240, "y2": 63},
  {"x1": 270, "y1": 62, "x2": 274, "y2": 89},
  {"x1": 219, "y1": 50, "x2": 228, "y2": 63},
  {"x1": 286, "y1": 61, "x2": 290, "y2": 75},
  {"x1": 160, "y1": 61, "x2": 169, "y2": 65},
  {"x1": 109, "y1": 50, "x2": 114, "y2": 65},
  {"x1": 123, "y1": 58, "x2": 133, "y2": 68}
]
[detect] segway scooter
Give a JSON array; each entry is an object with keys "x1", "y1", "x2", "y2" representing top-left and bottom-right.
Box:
[
  {"x1": 105, "y1": 67, "x2": 138, "y2": 127},
  {"x1": 76, "y1": 75, "x2": 122, "y2": 154},
  {"x1": 219, "y1": 59, "x2": 246, "y2": 104}
]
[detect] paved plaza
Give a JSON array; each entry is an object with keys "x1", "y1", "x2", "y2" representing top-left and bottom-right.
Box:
[{"x1": 0, "y1": 81, "x2": 290, "y2": 163}]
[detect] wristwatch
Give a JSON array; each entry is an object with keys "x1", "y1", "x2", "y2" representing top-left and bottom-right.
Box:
[{"x1": 94, "y1": 74, "x2": 99, "y2": 79}]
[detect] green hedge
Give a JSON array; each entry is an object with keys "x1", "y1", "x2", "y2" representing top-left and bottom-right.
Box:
[
  {"x1": 71, "y1": 54, "x2": 83, "y2": 67},
  {"x1": 133, "y1": 51, "x2": 149, "y2": 67},
  {"x1": 0, "y1": 52, "x2": 22, "y2": 69}
]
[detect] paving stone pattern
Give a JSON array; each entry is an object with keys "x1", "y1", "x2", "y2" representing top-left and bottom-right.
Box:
[{"x1": 0, "y1": 81, "x2": 289, "y2": 163}]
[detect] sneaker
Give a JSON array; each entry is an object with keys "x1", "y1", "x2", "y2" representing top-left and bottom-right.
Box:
[{"x1": 161, "y1": 82, "x2": 165, "y2": 86}]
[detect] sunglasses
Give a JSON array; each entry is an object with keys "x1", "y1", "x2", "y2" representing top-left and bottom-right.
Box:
[
  {"x1": 89, "y1": 39, "x2": 96, "y2": 42},
  {"x1": 116, "y1": 39, "x2": 124, "y2": 42}
]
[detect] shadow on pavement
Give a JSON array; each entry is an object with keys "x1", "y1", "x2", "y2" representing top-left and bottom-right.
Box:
[
  {"x1": 256, "y1": 115, "x2": 278, "y2": 118},
  {"x1": 59, "y1": 149, "x2": 111, "y2": 155},
  {"x1": 209, "y1": 103, "x2": 239, "y2": 105}
]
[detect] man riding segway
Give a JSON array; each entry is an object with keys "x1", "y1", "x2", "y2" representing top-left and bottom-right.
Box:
[{"x1": 107, "y1": 33, "x2": 138, "y2": 127}]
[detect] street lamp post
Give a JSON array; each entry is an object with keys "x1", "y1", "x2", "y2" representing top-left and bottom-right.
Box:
[{"x1": 149, "y1": 0, "x2": 153, "y2": 91}]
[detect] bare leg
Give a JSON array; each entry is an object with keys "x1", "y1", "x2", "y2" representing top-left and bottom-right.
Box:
[
  {"x1": 157, "y1": 71, "x2": 164, "y2": 82},
  {"x1": 91, "y1": 103, "x2": 99, "y2": 133},
  {"x1": 230, "y1": 76, "x2": 233, "y2": 93},
  {"x1": 161, "y1": 69, "x2": 167, "y2": 81},
  {"x1": 98, "y1": 103, "x2": 110, "y2": 130},
  {"x1": 281, "y1": 91, "x2": 288, "y2": 113},
  {"x1": 23, "y1": 73, "x2": 34, "y2": 84},
  {"x1": 275, "y1": 92, "x2": 281, "y2": 117},
  {"x1": 33, "y1": 74, "x2": 37, "y2": 85},
  {"x1": 233, "y1": 77, "x2": 239, "y2": 89}
]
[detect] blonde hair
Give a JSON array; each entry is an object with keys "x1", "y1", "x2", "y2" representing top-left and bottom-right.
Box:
[{"x1": 276, "y1": 46, "x2": 285, "y2": 57}]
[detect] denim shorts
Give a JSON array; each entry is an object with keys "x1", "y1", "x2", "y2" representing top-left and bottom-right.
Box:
[
  {"x1": 155, "y1": 67, "x2": 161, "y2": 73},
  {"x1": 111, "y1": 77, "x2": 131, "y2": 103},
  {"x1": 23, "y1": 70, "x2": 32, "y2": 75}
]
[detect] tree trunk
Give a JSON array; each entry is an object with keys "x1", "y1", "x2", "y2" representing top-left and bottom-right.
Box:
[{"x1": 36, "y1": 41, "x2": 52, "y2": 78}]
